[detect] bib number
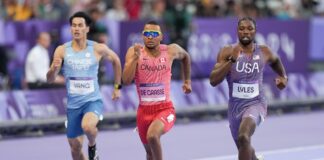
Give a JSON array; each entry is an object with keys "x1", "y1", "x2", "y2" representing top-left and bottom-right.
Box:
[
  {"x1": 69, "y1": 77, "x2": 94, "y2": 95},
  {"x1": 232, "y1": 83, "x2": 259, "y2": 99},
  {"x1": 139, "y1": 83, "x2": 166, "y2": 102}
]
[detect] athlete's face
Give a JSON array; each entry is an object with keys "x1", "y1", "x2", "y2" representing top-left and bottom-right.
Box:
[
  {"x1": 142, "y1": 24, "x2": 163, "y2": 49},
  {"x1": 237, "y1": 20, "x2": 256, "y2": 46},
  {"x1": 38, "y1": 32, "x2": 51, "y2": 48},
  {"x1": 70, "y1": 17, "x2": 89, "y2": 40}
]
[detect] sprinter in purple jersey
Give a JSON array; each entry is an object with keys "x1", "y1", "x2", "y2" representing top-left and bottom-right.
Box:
[{"x1": 209, "y1": 17, "x2": 288, "y2": 160}]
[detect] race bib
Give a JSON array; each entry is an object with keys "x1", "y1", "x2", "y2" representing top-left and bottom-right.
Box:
[
  {"x1": 69, "y1": 77, "x2": 95, "y2": 95},
  {"x1": 139, "y1": 83, "x2": 166, "y2": 102},
  {"x1": 232, "y1": 83, "x2": 259, "y2": 99}
]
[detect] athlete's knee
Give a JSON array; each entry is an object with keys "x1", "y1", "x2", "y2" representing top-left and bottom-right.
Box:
[
  {"x1": 82, "y1": 123, "x2": 96, "y2": 134},
  {"x1": 238, "y1": 133, "x2": 251, "y2": 147},
  {"x1": 70, "y1": 141, "x2": 83, "y2": 154},
  {"x1": 146, "y1": 132, "x2": 160, "y2": 145}
]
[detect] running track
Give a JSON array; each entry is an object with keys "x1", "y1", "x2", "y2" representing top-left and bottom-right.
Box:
[{"x1": 0, "y1": 111, "x2": 323, "y2": 160}]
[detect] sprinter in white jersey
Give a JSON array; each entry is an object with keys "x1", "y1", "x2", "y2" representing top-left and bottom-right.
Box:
[
  {"x1": 210, "y1": 17, "x2": 288, "y2": 160},
  {"x1": 47, "y1": 12, "x2": 122, "y2": 160}
]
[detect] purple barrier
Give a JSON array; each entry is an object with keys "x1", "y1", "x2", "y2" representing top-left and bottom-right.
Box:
[
  {"x1": 188, "y1": 18, "x2": 309, "y2": 78},
  {"x1": 0, "y1": 89, "x2": 67, "y2": 122},
  {"x1": 310, "y1": 17, "x2": 324, "y2": 60},
  {"x1": 1, "y1": 72, "x2": 324, "y2": 122}
]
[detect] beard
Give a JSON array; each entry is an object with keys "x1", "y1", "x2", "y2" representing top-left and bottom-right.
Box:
[
  {"x1": 239, "y1": 37, "x2": 253, "y2": 46},
  {"x1": 145, "y1": 46, "x2": 156, "y2": 50},
  {"x1": 145, "y1": 43, "x2": 157, "y2": 49}
]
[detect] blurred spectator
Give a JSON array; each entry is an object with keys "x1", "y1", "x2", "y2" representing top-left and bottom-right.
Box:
[
  {"x1": 141, "y1": 0, "x2": 166, "y2": 21},
  {"x1": 105, "y1": 0, "x2": 129, "y2": 21},
  {"x1": 52, "y1": 0, "x2": 70, "y2": 20},
  {"x1": 0, "y1": 46, "x2": 8, "y2": 76},
  {"x1": 267, "y1": 0, "x2": 292, "y2": 20},
  {"x1": 300, "y1": 0, "x2": 318, "y2": 18},
  {"x1": 224, "y1": 0, "x2": 243, "y2": 17},
  {"x1": 164, "y1": 0, "x2": 192, "y2": 49},
  {"x1": 196, "y1": 0, "x2": 224, "y2": 17},
  {"x1": 69, "y1": 0, "x2": 89, "y2": 16},
  {"x1": 164, "y1": 0, "x2": 193, "y2": 79},
  {"x1": 125, "y1": 0, "x2": 142, "y2": 20},
  {"x1": 2, "y1": 0, "x2": 34, "y2": 21},
  {"x1": 242, "y1": 3, "x2": 260, "y2": 18},
  {"x1": 25, "y1": 32, "x2": 64, "y2": 89},
  {"x1": 0, "y1": 0, "x2": 323, "y2": 21},
  {"x1": 283, "y1": 0, "x2": 301, "y2": 18},
  {"x1": 0, "y1": 46, "x2": 9, "y2": 90},
  {"x1": 266, "y1": 0, "x2": 302, "y2": 20},
  {"x1": 34, "y1": 0, "x2": 60, "y2": 20},
  {"x1": 88, "y1": 7, "x2": 111, "y2": 84},
  {"x1": 315, "y1": 0, "x2": 324, "y2": 16},
  {"x1": 86, "y1": 0, "x2": 106, "y2": 12},
  {"x1": 88, "y1": 8, "x2": 108, "y2": 43}
]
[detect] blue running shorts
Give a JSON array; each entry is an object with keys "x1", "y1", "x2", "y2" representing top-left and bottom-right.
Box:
[{"x1": 66, "y1": 100, "x2": 104, "y2": 138}]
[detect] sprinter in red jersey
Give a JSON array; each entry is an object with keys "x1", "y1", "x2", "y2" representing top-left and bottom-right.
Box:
[{"x1": 122, "y1": 21, "x2": 192, "y2": 160}]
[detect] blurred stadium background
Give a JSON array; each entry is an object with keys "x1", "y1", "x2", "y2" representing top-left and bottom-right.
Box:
[{"x1": 0, "y1": 0, "x2": 324, "y2": 159}]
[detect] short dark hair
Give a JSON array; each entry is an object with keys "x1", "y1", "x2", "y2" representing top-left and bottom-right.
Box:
[
  {"x1": 69, "y1": 11, "x2": 93, "y2": 26},
  {"x1": 238, "y1": 16, "x2": 256, "y2": 28},
  {"x1": 145, "y1": 20, "x2": 160, "y2": 26}
]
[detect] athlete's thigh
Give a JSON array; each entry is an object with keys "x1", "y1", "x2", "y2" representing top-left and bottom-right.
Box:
[
  {"x1": 147, "y1": 119, "x2": 165, "y2": 136},
  {"x1": 82, "y1": 112, "x2": 100, "y2": 128},
  {"x1": 242, "y1": 103, "x2": 267, "y2": 126},
  {"x1": 238, "y1": 117, "x2": 256, "y2": 137},
  {"x1": 137, "y1": 107, "x2": 153, "y2": 144},
  {"x1": 81, "y1": 100, "x2": 103, "y2": 127},
  {"x1": 154, "y1": 107, "x2": 176, "y2": 133},
  {"x1": 66, "y1": 108, "x2": 84, "y2": 138},
  {"x1": 239, "y1": 104, "x2": 267, "y2": 136}
]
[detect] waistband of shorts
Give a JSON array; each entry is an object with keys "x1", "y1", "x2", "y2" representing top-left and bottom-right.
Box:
[{"x1": 138, "y1": 101, "x2": 174, "y2": 112}]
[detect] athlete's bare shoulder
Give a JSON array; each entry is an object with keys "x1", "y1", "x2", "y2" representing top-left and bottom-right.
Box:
[
  {"x1": 167, "y1": 43, "x2": 178, "y2": 56},
  {"x1": 222, "y1": 44, "x2": 233, "y2": 49},
  {"x1": 258, "y1": 44, "x2": 278, "y2": 62},
  {"x1": 55, "y1": 44, "x2": 65, "y2": 51},
  {"x1": 258, "y1": 44, "x2": 274, "y2": 56},
  {"x1": 167, "y1": 43, "x2": 180, "y2": 51},
  {"x1": 259, "y1": 44, "x2": 271, "y2": 51},
  {"x1": 167, "y1": 43, "x2": 187, "y2": 53},
  {"x1": 219, "y1": 44, "x2": 233, "y2": 56},
  {"x1": 167, "y1": 43, "x2": 188, "y2": 60},
  {"x1": 53, "y1": 45, "x2": 65, "y2": 58},
  {"x1": 93, "y1": 41, "x2": 105, "y2": 50},
  {"x1": 94, "y1": 42, "x2": 111, "y2": 55},
  {"x1": 128, "y1": 45, "x2": 135, "y2": 51}
]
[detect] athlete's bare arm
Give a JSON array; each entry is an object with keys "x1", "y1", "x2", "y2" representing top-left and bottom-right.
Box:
[
  {"x1": 261, "y1": 45, "x2": 288, "y2": 90},
  {"x1": 122, "y1": 44, "x2": 141, "y2": 85},
  {"x1": 47, "y1": 45, "x2": 64, "y2": 83},
  {"x1": 95, "y1": 43, "x2": 122, "y2": 100},
  {"x1": 209, "y1": 44, "x2": 242, "y2": 86},
  {"x1": 168, "y1": 43, "x2": 192, "y2": 94},
  {"x1": 95, "y1": 43, "x2": 122, "y2": 85}
]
